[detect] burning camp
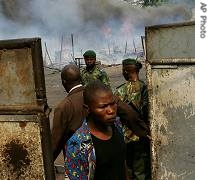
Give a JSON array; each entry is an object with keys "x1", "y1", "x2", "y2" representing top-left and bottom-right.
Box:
[{"x1": 0, "y1": 0, "x2": 195, "y2": 179}]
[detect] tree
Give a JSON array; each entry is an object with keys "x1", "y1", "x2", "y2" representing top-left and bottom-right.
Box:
[
  {"x1": 123, "y1": 0, "x2": 168, "y2": 7},
  {"x1": 142, "y1": 0, "x2": 168, "y2": 7}
]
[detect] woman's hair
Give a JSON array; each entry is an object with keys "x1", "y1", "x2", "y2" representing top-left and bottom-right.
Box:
[{"x1": 122, "y1": 58, "x2": 142, "y2": 71}]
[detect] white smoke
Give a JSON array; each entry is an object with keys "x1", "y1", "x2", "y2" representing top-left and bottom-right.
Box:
[{"x1": 0, "y1": 0, "x2": 194, "y2": 64}]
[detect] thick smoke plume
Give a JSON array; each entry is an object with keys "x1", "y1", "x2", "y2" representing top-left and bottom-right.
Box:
[{"x1": 0, "y1": 0, "x2": 194, "y2": 64}]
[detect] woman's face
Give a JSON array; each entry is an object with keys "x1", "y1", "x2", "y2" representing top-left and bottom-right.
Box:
[{"x1": 122, "y1": 64, "x2": 137, "y2": 81}]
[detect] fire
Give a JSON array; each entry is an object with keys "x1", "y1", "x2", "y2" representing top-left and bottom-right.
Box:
[
  {"x1": 101, "y1": 25, "x2": 112, "y2": 38},
  {"x1": 120, "y1": 18, "x2": 133, "y2": 35}
]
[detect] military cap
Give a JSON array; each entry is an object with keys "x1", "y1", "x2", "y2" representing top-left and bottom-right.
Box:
[
  {"x1": 122, "y1": 58, "x2": 142, "y2": 69},
  {"x1": 83, "y1": 50, "x2": 96, "y2": 58}
]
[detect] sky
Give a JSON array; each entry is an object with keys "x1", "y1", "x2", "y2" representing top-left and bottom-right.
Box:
[{"x1": 0, "y1": 0, "x2": 195, "y2": 64}]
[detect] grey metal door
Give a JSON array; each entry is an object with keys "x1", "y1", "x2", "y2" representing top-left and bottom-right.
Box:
[
  {"x1": 145, "y1": 22, "x2": 195, "y2": 180},
  {"x1": 0, "y1": 38, "x2": 55, "y2": 180}
]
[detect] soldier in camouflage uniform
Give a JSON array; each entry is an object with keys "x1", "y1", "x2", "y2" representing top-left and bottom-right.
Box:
[
  {"x1": 114, "y1": 58, "x2": 151, "y2": 180},
  {"x1": 81, "y1": 50, "x2": 110, "y2": 87}
]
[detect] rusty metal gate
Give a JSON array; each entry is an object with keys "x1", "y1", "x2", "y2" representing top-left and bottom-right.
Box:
[
  {"x1": 145, "y1": 22, "x2": 195, "y2": 180},
  {"x1": 0, "y1": 38, "x2": 55, "y2": 180}
]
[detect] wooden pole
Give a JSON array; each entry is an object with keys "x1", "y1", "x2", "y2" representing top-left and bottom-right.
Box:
[
  {"x1": 71, "y1": 33, "x2": 75, "y2": 63},
  {"x1": 133, "y1": 39, "x2": 137, "y2": 54},
  {"x1": 44, "y1": 42, "x2": 53, "y2": 66},
  {"x1": 108, "y1": 43, "x2": 111, "y2": 55},
  {"x1": 141, "y1": 36, "x2": 146, "y2": 58},
  {"x1": 124, "y1": 41, "x2": 127, "y2": 54},
  {"x1": 59, "y1": 35, "x2": 63, "y2": 69}
]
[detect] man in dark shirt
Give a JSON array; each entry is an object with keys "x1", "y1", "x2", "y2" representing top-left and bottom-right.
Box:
[
  {"x1": 65, "y1": 80, "x2": 128, "y2": 179},
  {"x1": 51, "y1": 65, "x2": 149, "y2": 161}
]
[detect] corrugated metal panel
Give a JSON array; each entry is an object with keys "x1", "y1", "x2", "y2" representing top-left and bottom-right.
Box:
[
  {"x1": 0, "y1": 38, "x2": 54, "y2": 180},
  {"x1": 146, "y1": 22, "x2": 195, "y2": 180}
]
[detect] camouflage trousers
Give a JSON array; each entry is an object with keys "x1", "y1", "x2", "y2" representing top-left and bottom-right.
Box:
[{"x1": 126, "y1": 138, "x2": 151, "y2": 180}]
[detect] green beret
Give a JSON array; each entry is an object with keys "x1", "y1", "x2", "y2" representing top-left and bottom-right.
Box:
[
  {"x1": 122, "y1": 58, "x2": 137, "y2": 65},
  {"x1": 122, "y1": 58, "x2": 142, "y2": 69},
  {"x1": 83, "y1": 50, "x2": 96, "y2": 58}
]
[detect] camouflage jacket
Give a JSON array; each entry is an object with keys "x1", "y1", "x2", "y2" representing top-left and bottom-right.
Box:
[
  {"x1": 81, "y1": 66, "x2": 110, "y2": 87},
  {"x1": 114, "y1": 80, "x2": 149, "y2": 142}
]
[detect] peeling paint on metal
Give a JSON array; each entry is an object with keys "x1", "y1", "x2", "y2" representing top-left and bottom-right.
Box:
[
  {"x1": 0, "y1": 49, "x2": 36, "y2": 106},
  {"x1": 148, "y1": 65, "x2": 195, "y2": 180},
  {"x1": 0, "y1": 120, "x2": 45, "y2": 179},
  {"x1": 159, "y1": 162, "x2": 194, "y2": 180},
  {"x1": 146, "y1": 22, "x2": 195, "y2": 180},
  {"x1": 0, "y1": 38, "x2": 55, "y2": 180},
  {"x1": 146, "y1": 22, "x2": 195, "y2": 61}
]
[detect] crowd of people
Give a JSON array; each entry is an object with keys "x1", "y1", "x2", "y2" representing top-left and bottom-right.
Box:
[{"x1": 51, "y1": 49, "x2": 151, "y2": 180}]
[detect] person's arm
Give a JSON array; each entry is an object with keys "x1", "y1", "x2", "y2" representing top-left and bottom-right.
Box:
[
  {"x1": 140, "y1": 84, "x2": 149, "y2": 125},
  {"x1": 51, "y1": 105, "x2": 69, "y2": 160},
  {"x1": 100, "y1": 70, "x2": 111, "y2": 87},
  {"x1": 116, "y1": 96, "x2": 149, "y2": 138},
  {"x1": 125, "y1": 161, "x2": 130, "y2": 180}
]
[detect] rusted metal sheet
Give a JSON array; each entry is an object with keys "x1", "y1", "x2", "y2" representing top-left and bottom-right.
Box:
[
  {"x1": 0, "y1": 115, "x2": 45, "y2": 179},
  {"x1": 145, "y1": 21, "x2": 195, "y2": 64},
  {"x1": 0, "y1": 48, "x2": 36, "y2": 106},
  {"x1": 0, "y1": 38, "x2": 55, "y2": 179},
  {"x1": 146, "y1": 22, "x2": 195, "y2": 180},
  {"x1": 0, "y1": 38, "x2": 47, "y2": 111}
]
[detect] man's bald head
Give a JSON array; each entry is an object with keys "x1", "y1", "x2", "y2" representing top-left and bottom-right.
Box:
[{"x1": 61, "y1": 64, "x2": 82, "y2": 92}]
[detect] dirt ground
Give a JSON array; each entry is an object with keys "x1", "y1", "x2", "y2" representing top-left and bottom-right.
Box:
[{"x1": 44, "y1": 63, "x2": 146, "y2": 179}]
